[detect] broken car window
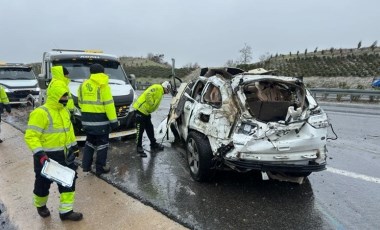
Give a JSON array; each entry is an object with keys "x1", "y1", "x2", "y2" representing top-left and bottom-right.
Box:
[{"x1": 203, "y1": 84, "x2": 222, "y2": 107}]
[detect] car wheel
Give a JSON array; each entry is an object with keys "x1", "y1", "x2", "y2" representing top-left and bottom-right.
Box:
[{"x1": 186, "y1": 131, "x2": 213, "y2": 182}]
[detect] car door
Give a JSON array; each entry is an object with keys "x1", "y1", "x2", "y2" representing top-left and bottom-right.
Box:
[
  {"x1": 179, "y1": 80, "x2": 205, "y2": 140},
  {"x1": 188, "y1": 82, "x2": 234, "y2": 140}
]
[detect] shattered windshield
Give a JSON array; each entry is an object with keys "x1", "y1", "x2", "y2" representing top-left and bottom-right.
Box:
[
  {"x1": 52, "y1": 59, "x2": 130, "y2": 83},
  {"x1": 0, "y1": 68, "x2": 36, "y2": 80}
]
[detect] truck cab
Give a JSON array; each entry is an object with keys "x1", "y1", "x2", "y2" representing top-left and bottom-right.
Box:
[
  {"x1": 0, "y1": 62, "x2": 40, "y2": 105},
  {"x1": 37, "y1": 49, "x2": 137, "y2": 141}
]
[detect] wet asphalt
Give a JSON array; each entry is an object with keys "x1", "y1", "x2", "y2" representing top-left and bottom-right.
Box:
[{"x1": 3, "y1": 97, "x2": 380, "y2": 230}]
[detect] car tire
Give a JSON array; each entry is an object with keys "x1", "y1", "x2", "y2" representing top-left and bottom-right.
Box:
[{"x1": 186, "y1": 131, "x2": 214, "y2": 182}]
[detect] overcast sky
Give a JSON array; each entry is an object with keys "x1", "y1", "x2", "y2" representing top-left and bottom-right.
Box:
[{"x1": 1, "y1": 0, "x2": 379, "y2": 67}]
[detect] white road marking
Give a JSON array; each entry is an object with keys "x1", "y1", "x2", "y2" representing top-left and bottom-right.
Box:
[{"x1": 327, "y1": 167, "x2": 380, "y2": 184}]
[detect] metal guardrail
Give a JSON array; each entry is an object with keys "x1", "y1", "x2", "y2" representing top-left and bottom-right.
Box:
[
  {"x1": 310, "y1": 88, "x2": 380, "y2": 102},
  {"x1": 310, "y1": 88, "x2": 380, "y2": 96}
]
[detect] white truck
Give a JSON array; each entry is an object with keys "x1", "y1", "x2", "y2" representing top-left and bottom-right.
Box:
[
  {"x1": 0, "y1": 62, "x2": 40, "y2": 105},
  {"x1": 37, "y1": 49, "x2": 137, "y2": 141}
]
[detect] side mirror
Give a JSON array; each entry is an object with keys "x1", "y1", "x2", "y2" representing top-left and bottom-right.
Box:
[
  {"x1": 37, "y1": 74, "x2": 49, "y2": 90},
  {"x1": 128, "y1": 74, "x2": 136, "y2": 90}
]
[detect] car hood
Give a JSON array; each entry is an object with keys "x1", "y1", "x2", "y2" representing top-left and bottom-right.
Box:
[{"x1": 0, "y1": 79, "x2": 38, "y2": 88}]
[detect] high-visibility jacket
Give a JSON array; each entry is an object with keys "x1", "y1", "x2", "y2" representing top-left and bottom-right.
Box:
[
  {"x1": 24, "y1": 82, "x2": 77, "y2": 157},
  {"x1": 48, "y1": 66, "x2": 74, "y2": 111},
  {"x1": 133, "y1": 84, "x2": 164, "y2": 115},
  {"x1": 78, "y1": 73, "x2": 118, "y2": 135},
  {"x1": 0, "y1": 85, "x2": 11, "y2": 121}
]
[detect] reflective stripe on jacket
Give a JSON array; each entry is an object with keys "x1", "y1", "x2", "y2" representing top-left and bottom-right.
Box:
[
  {"x1": 48, "y1": 66, "x2": 74, "y2": 111},
  {"x1": 0, "y1": 85, "x2": 11, "y2": 120},
  {"x1": 78, "y1": 73, "x2": 117, "y2": 135},
  {"x1": 0, "y1": 86, "x2": 10, "y2": 104},
  {"x1": 25, "y1": 85, "x2": 77, "y2": 155},
  {"x1": 133, "y1": 84, "x2": 164, "y2": 115}
]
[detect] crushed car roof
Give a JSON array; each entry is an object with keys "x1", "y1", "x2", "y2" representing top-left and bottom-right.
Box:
[{"x1": 200, "y1": 67, "x2": 245, "y2": 79}]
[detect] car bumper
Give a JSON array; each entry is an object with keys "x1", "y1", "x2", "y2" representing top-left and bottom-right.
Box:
[
  {"x1": 7, "y1": 91, "x2": 39, "y2": 104},
  {"x1": 222, "y1": 158, "x2": 326, "y2": 173}
]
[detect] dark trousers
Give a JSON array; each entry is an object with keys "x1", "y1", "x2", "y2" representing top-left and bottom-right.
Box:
[
  {"x1": 82, "y1": 133, "x2": 109, "y2": 172},
  {"x1": 33, "y1": 153, "x2": 77, "y2": 197},
  {"x1": 135, "y1": 111, "x2": 156, "y2": 147}
]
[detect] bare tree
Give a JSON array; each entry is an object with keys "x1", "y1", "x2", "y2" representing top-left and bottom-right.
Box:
[
  {"x1": 183, "y1": 62, "x2": 200, "y2": 69},
  {"x1": 357, "y1": 41, "x2": 362, "y2": 49},
  {"x1": 147, "y1": 53, "x2": 165, "y2": 64},
  {"x1": 225, "y1": 59, "x2": 237, "y2": 67},
  {"x1": 259, "y1": 52, "x2": 271, "y2": 62},
  {"x1": 330, "y1": 47, "x2": 334, "y2": 56},
  {"x1": 370, "y1": 40, "x2": 377, "y2": 52},
  {"x1": 239, "y1": 43, "x2": 253, "y2": 64}
]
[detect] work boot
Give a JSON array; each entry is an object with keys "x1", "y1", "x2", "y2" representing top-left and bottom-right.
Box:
[
  {"x1": 96, "y1": 165, "x2": 110, "y2": 176},
  {"x1": 151, "y1": 143, "x2": 164, "y2": 152},
  {"x1": 60, "y1": 211, "x2": 83, "y2": 221},
  {"x1": 37, "y1": 206, "x2": 50, "y2": 218},
  {"x1": 137, "y1": 146, "x2": 147, "y2": 158}
]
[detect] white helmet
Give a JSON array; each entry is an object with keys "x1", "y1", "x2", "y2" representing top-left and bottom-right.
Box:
[{"x1": 161, "y1": 81, "x2": 171, "y2": 91}]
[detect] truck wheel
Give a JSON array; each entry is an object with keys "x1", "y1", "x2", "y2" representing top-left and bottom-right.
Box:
[{"x1": 186, "y1": 131, "x2": 214, "y2": 182}]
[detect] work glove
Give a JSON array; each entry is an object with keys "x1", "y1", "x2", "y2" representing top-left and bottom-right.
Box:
[
  {"x1": 110, "y1": 121, "x2": 120, "y2": 131},
  {"x1": 35, "y1": 151, "x2": 50, "y2": 166},
  {"x1": 66, "y1": 145, "x2": 80, "y2": 165}
]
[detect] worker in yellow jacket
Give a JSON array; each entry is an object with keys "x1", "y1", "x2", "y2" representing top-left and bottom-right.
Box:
[
  {"x1": 0, "y1": 85, "x2": 11, "y2": 143},
  {"x1": 24, "y1": 83, "x2": 82, "y2": 221},
  {"x1": 133, "y1": 81, "x2": 171, "y2": 157},
  {"x1": 78, "y1": 64, "x2": 118, "y2": 176},
  {"x1": 47, "y1": 66, "x2": 74, "y2": 111}
]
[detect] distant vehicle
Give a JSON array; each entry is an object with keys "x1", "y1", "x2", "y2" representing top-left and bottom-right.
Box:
[
  {"x1": 157, "y1": 67, "x2": 336, "y2": 182},
  {"x1": 371, "y1": 76, "x2": 380, "y2": 88},
  {"x1": 37, "y1": 49, "x2": 137, "y2": 141},
  {"x1": 0, "y1": 62, "x2": 40, "y2": 105}
]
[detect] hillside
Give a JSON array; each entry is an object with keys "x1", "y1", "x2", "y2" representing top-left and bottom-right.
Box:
[
  {"x1": 27, "y1": 47, "x2": 380, "y2": 88},
  {"x1": 238, "y1": 47, "x2": 380, "y2": 78},
  {"x1": 119, "y1": 56, "x2": 169, "y2": 68}
]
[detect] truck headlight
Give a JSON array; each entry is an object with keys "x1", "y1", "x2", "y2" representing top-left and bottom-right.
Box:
[
  {"x1": 73, "y1": 106, "x2": 82, "y2": 116},
  {"x1": 2, "y1": 86, "x2": 11, "y2": 93}
]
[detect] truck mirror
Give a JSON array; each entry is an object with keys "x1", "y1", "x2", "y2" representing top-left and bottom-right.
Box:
[
  {"x1": 37, "y1": 74, "x2": 49, "y2": 89},
  {"x1": 128, "y1": 74, "x2": 136, "y2": 90}
]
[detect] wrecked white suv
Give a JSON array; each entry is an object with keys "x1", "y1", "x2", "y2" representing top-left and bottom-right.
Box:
[{"x1": 158, "y1": 67, "x2": 334, "y2": 182}]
